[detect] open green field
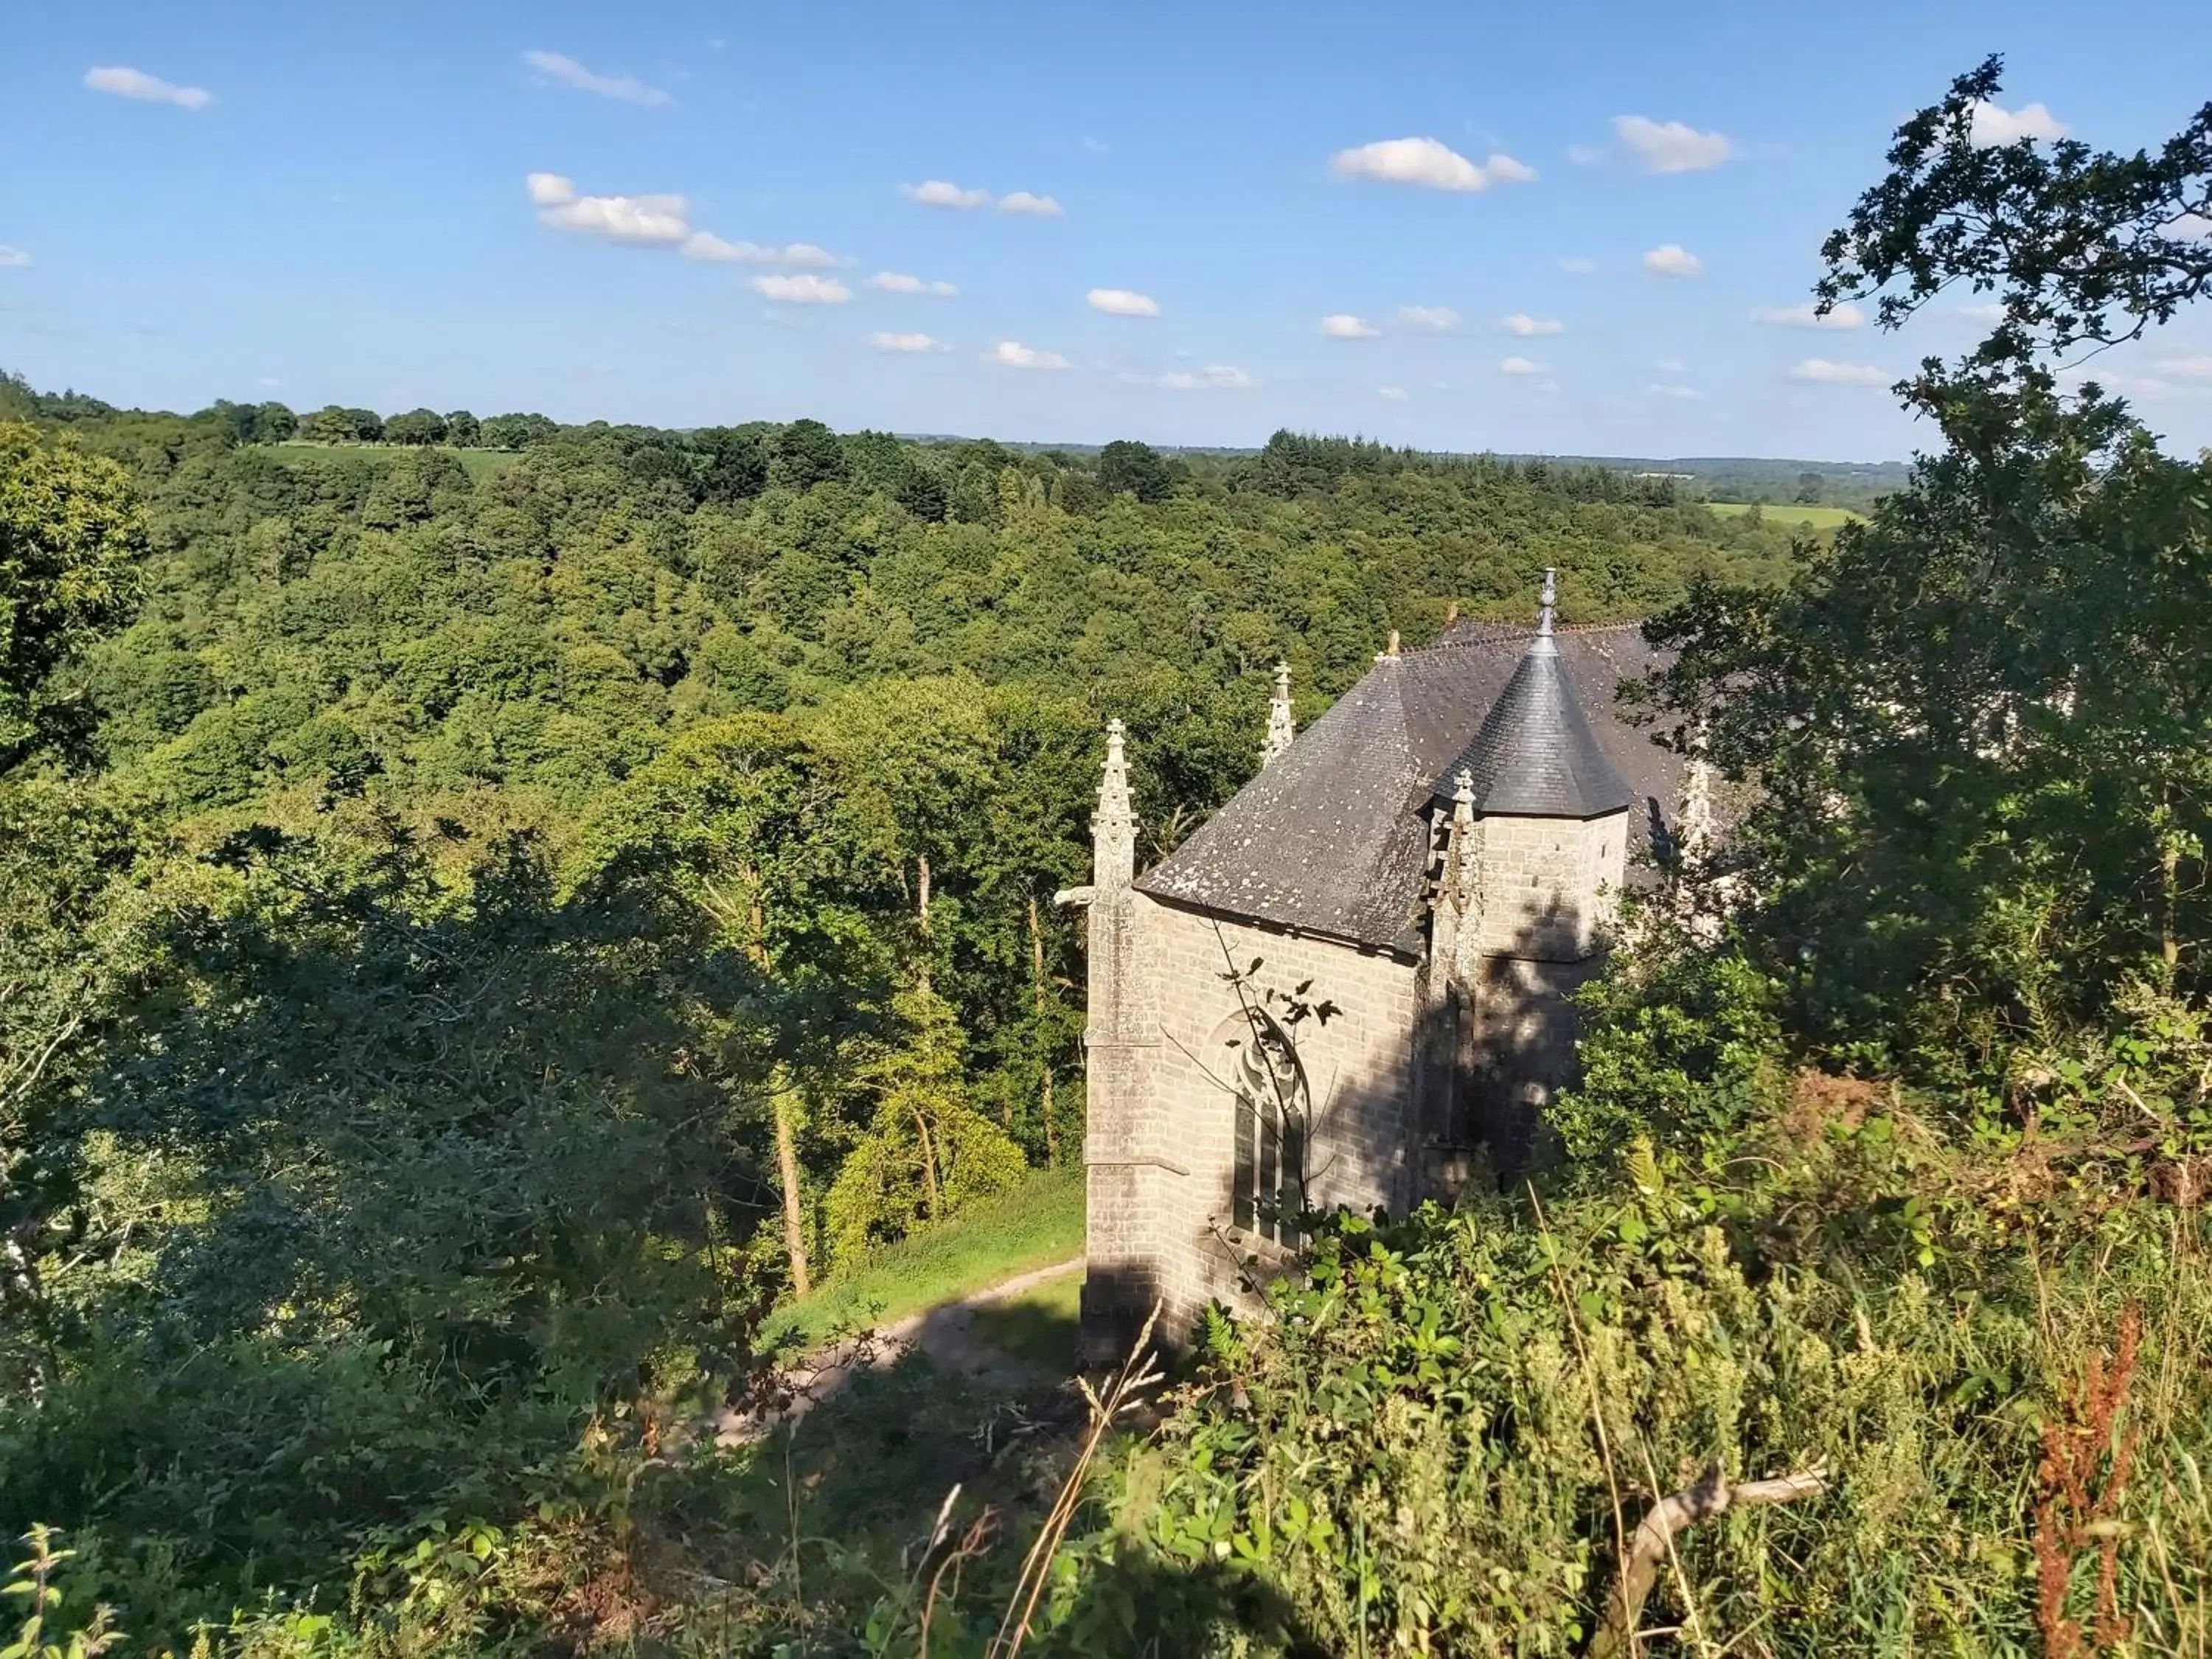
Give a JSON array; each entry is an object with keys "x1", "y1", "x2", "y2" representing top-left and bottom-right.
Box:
[
  {"x1": 764, "y1": 1163, "x2": 1085, "y2": 1354},
  {"x1": 274, "y1": 439, "x2": 524, "y2": 483},
  {"x1": 1707, "y1": 501, "x2": 1865, "y2": 530}
]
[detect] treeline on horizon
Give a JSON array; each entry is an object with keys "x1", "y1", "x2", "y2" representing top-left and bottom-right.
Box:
[{"x1": 0, "y1": 366, "x2": 1904, "y2": 504}]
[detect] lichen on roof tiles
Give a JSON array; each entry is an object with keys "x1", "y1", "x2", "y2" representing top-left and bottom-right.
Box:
[{"x1": 1134, "y1": 622, "x2": 1682, "y2": 950}]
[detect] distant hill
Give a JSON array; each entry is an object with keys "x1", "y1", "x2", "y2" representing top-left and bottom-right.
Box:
[{"x1": 913, "y1": 436, "x2": 1910, "y2": 512}]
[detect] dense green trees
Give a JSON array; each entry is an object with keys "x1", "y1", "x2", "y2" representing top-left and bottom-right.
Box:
[
  {"x1": 382, "y1": 406, "x2": 448, "y2": 445},
  {"x1": 300, "y1": 403, "x2": 383, "y2": 444},
  {"x1": 0, "y1": 344, "x2": 1807, "y2": 1646},
  {"x1": 1646, "y1": 57, "x2": 2212, "y2": 1087},
  {"x1": 480, "y1": 410, "x2": 557, "y2": 449},
  {"x1": 1097, "y1": 437, "x2": 1172, "y2": 501},
  {"x1": 0, "y1": 424, "x2": 144, "y2": 772}
]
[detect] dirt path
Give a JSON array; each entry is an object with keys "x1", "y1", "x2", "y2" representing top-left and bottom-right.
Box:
[{"x1": 709, "y1": 1256, "x2": 1084, "y2": 1447}]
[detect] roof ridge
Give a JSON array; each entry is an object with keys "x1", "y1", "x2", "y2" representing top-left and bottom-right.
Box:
[{"x1": 1413, "y1": 619, "x2": 1647, "y2": 656}]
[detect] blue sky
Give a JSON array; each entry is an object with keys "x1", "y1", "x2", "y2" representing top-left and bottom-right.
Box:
[{"x1": 4, "y1": 0, "x2": 2208, "y2": 460}]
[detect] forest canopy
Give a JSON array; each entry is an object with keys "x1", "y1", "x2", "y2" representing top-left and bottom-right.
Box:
[{"x1": 0, "y1": 385, "x2": 1808, "y2": 1649}]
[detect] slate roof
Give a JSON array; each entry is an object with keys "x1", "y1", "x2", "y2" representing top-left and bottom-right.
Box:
[
  {"x1": 1134, "y1": 622, "x2": 1683, "y2": 952},
  {"x1": 1432, "y1": 633, "x2": 1637, "y2": 818}
]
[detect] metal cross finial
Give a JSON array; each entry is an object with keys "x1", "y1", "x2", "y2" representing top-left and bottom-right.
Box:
[{"x1": 1537, "y1": 567, "x2": 1558, "y2": 636}]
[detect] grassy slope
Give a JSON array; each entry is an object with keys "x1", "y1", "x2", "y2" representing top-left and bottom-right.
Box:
[
  {"x1": 1707, "y1": 501, "x2": 1865, "y2": 530},
  {"x1": 765, "y1": 1164, "x2": 1085, "y2": 1353},
  {"x1": 273, "y1": 439, "x2": 523, "y2": 481}
]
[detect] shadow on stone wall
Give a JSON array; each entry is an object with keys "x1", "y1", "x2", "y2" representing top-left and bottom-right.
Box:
[
  {"x1": 1461, "y1": 894, "x2": 1600, "y2": 1182},
  {"x1": 1083, "y1": 896, "x2": 1601, "y2": 1363},
  {"x1": 1079, "y1": 1259, "x2": 1164, "y2": 1367}
]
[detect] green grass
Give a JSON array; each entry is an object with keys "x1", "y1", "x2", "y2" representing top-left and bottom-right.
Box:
[
  {"x1": 272, "y1": 439, "x2": 523, "y2": 482},
  {"x1": 765, "y1": 1164, "x2": 1085, "y2": 1354},
  {"x1": 1707, "y1": 501, "x2": 1865, "y2": 530},
  {"x1": 967, "y1": 1268, "x2": 1085, "y2": 1372},
  {"x1": 454, "y1": 448, "x2": 523, "y2": 482}
]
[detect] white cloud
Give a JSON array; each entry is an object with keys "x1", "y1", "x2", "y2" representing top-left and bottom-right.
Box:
[
  {"x1": 1499, "y1": 356, "x2": 1545, "y2": 375},
  {"x1": 682, "y1": 234, "x2": 846, "y2": 266},
  {"x1": 1088, "y1": 287, "x2": 1160, "y2": 317},
  {"x1": 2153, "y1": 355, "x2": 2212, "y2": 380},
  {"x1": 990, "y1": 339, "x2": 1071, "y2": 370},
  {"x1": 2059, "y1": 364, "x2": 2180, "y2": 398},
  {"x1": 531, "y1": 175, "x2": 832, "y2": 268},
  {"x1": 1321, "y1": 313, "x2": 1380, "y2": 339},
  {"x1": 1158, "y1": 364, "x2": 1255, "y2": 390},
  {"x1": 1613, "y1": 115, "x2": 1731, "y2": 174},
  {"x1": 257, "y1": 376, "x2": 281, "y2": 388},
  {"x1": 1378, "y1": 386, "x2": 1410, "y2": 400},
  {"x1": 1649, "y1": 383, "x2": 1706, "y2": 400},
  {"x1": 872, "y1": 332, "x2": 944, "y2": 352},
  {"x1": 1958, "y1": 301, "x2": 2006, "y2": 323},
  {"x1": 1330, "y1": 136, "x2": 1534, "y2": 192},
  {"x1": 1559, "y1": 256, "x2": 1597, "y2": 274},
  {"x1": 1643, "y1": 243, "x2": 1704, "y2": 278},
  {"x1": 752, "y1": 273, "x2": 852, "y2": 304},
  {"x1": 0, "y1": 246, "x2": 30, "y2": 269},
  {"x1": 83, "y1": 66, "x2": 212, "y2": 108},
  {"x1": 1567, "y1": 144, "x2": 1604, "y2": 166},
  {"x1": 1969, "y1": 100, "x2": 2068, "y2": 148},
  {"x1": 1790, "y1": 358, "x2": 1890, "y2": 386},
  {"x1": 1503, "y1": 313, "x2": 1563, "y2": 337},
  {"x1": 1752, "y1": 302, "x2": 1865, "y2": 329},
  {"x1": 869, "y1": 271, "x2": 958, "y2": 296},
  {"x1": 535, "y1": 176, "x2": 692, "y2": 245},
  {"x1": 2163, "y1": 212, "x2": 2212, "y2": 243},
  {"x1": 1656, "y1": 357, "x2": 1687, "y2": 372},
  {"x1": 899, "y1": 181, "x2": 1062, "y2": 215},
  {"x1": 903, "y1": 179, "x2": 993, "y2": 209},
  {"x1": 1396, "y1": 305, "x2": 1460, "y2": 331},
  {"x1": 761, "y1": 242, "x2": 845, "y2": 268},
  {"x1": 521, "y1": 49, "x2": 671, "y2": 107}
]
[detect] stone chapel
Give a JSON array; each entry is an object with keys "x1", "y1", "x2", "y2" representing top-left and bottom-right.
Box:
[{"x1": 1063, "y1": 573, "x2": 1711, "y2": 1359}]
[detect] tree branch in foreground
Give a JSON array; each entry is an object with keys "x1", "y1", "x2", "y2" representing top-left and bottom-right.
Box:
[{"x1": 1587, "y1": 1465, "x2": 1829, "y2": 1659}]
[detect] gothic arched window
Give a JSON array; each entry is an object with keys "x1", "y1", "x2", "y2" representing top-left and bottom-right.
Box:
[{"x1": 1226, "y1": 1007, "x2": 1310, "y2": 1246}]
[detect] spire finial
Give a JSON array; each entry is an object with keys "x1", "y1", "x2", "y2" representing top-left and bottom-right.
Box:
[
  {"x1": 1376, "y1": 628, "x2": 1402, "y2": 664},
  {"x1": 1524, "y1": 568, "x2": 1560, "y2": 658},
  {"x1": 1259, "y1": 662, "x2": 1295, "y2": 769},
  {"x1": 1093, "y1": 717, "x2": 1136, "y2": 889}
]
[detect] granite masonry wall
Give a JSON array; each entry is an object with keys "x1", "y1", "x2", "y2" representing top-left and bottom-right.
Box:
[
  {"x1": 1082, "y1": 893, "x2": 1421, "y2": 1353},
  {"x1": 1473, "y1": 809, "x2": 1630, "y2": 959}
]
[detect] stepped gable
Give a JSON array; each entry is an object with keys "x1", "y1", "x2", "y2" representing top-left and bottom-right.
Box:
[{"x1": 1134, "y1": 621, "x2": 1683, "y2": 952}]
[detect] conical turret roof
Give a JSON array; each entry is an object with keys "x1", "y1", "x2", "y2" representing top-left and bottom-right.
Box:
[{"x1": 1430, "y1": 572, "x2": 1634, "y2": 818}]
